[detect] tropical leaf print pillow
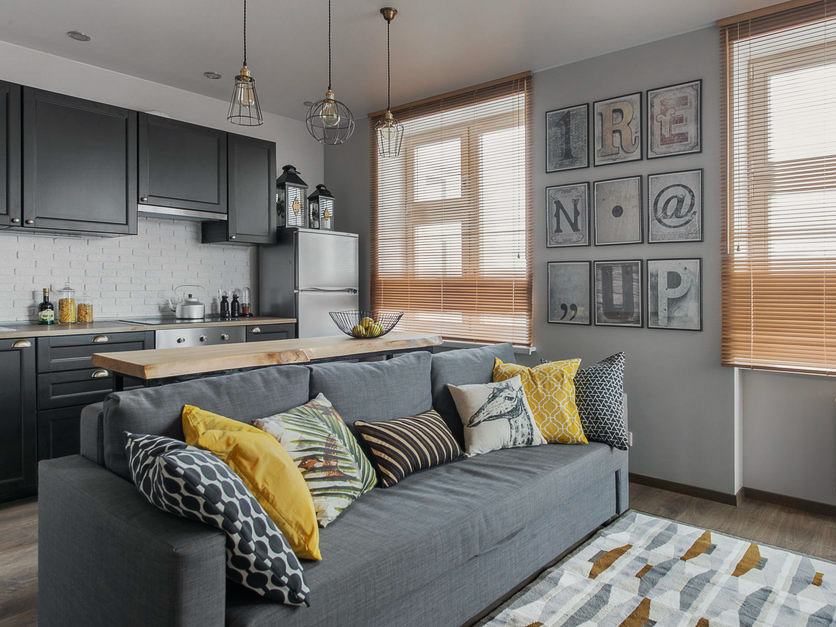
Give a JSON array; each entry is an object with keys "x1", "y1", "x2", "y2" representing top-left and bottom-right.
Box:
[{"x1": 254, "y1": 394, "x2": 376, "y2": 526}]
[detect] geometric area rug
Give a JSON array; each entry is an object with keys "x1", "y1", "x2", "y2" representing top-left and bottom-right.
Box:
[{"x1": 485, "y1": 511, "x2": 836, "y2": 626}]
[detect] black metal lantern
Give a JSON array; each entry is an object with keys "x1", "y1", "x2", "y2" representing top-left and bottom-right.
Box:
[
  {"x1": 276, "y1": 164, "x2": 309, "y2": 228},
  {"x1": 308, "y1": 184, "x2": 335, "y2": 231}
]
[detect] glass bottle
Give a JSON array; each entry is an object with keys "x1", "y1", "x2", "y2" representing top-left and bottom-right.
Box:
[
  {"x1": 38, "y1": 288, "x2": 55, "y2": 325},
  {"x1": 58, "y1": 279, "x2": 76, "y2": 324},
  {"x1": 241, "y1": 287, "x2": 252, "y2": 317}
]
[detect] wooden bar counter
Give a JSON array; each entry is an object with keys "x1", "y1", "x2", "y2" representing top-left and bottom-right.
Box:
[{"x1": 92, "y1": 332, "x2": 442, "y2": 386}]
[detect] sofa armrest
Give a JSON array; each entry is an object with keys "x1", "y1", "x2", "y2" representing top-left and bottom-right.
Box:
[{"x1": 38, "y1": 455, "x2": 227, "y2": 627}]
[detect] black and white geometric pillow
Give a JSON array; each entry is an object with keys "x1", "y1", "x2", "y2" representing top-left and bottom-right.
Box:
[
  {"x1": 573, "y1": 353, "x2": 628, "y2": 450},
  {"x1": 124, "y1": 432, "x2": 310, "y2": 606}
]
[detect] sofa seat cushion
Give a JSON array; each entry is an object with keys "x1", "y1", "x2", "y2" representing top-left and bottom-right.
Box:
[{"x1": 224, "y1": 442, "x2": 624, "y2": 626}]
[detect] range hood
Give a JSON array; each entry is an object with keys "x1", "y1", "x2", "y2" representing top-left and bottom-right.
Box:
[{"x1": 137, "y1": 204, "x2": 228, "y2": 221}]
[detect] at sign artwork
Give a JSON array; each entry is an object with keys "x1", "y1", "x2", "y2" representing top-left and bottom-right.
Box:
[{"x1": 648, "y1": 169, "x2": 703, "y2": 243}]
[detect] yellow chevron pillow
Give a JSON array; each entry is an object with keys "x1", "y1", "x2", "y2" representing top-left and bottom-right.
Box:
[{"x1": 492, "y1": 358, "x2": 587, "y2": 444}]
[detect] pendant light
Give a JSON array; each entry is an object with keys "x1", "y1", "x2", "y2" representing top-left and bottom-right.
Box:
[
  {"x1": 375, "y1": 7, "x2": 404, "y2": 158},
  {"x1": 306, "y1": 0, "x2": 355, "y2": 145},
  {"x1": 228, "y1": 0, "x2": 263, "y2": 126}
]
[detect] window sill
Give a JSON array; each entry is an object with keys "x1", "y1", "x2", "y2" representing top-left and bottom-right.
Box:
[{"x1": 441, "y1": 339, "x2": 535, "y2": 355}]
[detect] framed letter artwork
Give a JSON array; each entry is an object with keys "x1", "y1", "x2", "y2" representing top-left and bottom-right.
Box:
[
  {"x1": 593, "y1": 260, "x2": 642, "y2": 327},
  {"x1": 593, "y1": 176, "x2": 642, "y2": 245},
  {"x1": 546, "y1": 104, "x2": 589, "y2": 172},
  {"x1": 647, "y1": 169, "x2": 703, "y2": 243},
  {"x1": 647, "y1": 258, "x2": 702, "y2": 331},
  {"x1": 546, "y1": 182, "x2": 590, "y2": 248},
  {"x1": 593, "y1": 93, "x2": 642, "y2": 166},
  {"x1": 647, "y1": 80, "x2": 701, "y2": 159},
  {"x1": 547, "y1": 261, "x2": 591, "y2": 325}
]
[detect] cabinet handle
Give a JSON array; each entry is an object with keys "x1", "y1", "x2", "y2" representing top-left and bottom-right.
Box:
[
  {"x1": 92, "y1": 335, "x2": 109, "y2": 343},
  {"x1": 230, "y1": 235, "x2": 237, "y2": 240},
  {"x1": 11, "y1": 340, "x2": 31, "y2": 349},
  {"x1": 251, "y1": 327, "x2": 261, "y2": 334},
  {"x1": 11, "y1": 217, "x2": 20, "y2": 224},
  {"x1": 220, "y1": 333, "x2": 230, "y2": 341},
  {"x1": 25, "y1": 219, "x2": 34, "y2": 225},
  {"x1": 91, "y1": 369, "x2": 110, "y2": 379},
  {"x1": 140, "y1": 196, "x2": 148, "y2": 203}
]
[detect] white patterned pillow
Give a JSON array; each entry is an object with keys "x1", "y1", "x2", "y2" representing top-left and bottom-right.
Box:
[
  {"x1": 124, "y1": 432, "x2": 310, "y2": 606},
  {"x1": 574, "y1": 352, "x2": 628, "y2": 450},
  {"x1": 447, "y1": 376, "x2": 546, "y2": 456}
]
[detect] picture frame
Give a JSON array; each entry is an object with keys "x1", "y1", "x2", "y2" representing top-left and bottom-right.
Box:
[
  {"x1": 647, "y1": 258, "x2": 702, "y2": 331},
  {"x1": 546, "y1": 103, "x2": 589, "y2": 172},
  {"x1": 593, "y1": 260, "x2": 642, "y2": 327},
  {"x1": 546, "y1": 182, "x2": 590, "y2": 248},
  {"x1": 593, "y1": 175, "x2": 643, "y2": 245},
  {"x1": 593, "y1": 92, "x2": 642, "y2": 166},
  {"x1": 647, "y1": 169, "x2": 703, "y2": 243},
  {"x1": 547, "y1": 261, "x2": 591, "y2": 325},
  {"x1": 647, "y1": 79, "x2": 702, "y2": 159}
]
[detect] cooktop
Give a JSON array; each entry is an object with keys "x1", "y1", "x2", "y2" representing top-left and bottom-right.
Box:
[{"x1": 119, "y1": 315, "x2": 231, "y2": 325}]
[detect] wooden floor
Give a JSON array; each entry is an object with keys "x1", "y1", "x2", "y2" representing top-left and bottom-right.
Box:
[{"x1": 0, "y1": 485, "x2": 833, "y2": 625}]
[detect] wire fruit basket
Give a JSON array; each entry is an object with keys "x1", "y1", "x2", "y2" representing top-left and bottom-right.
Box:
[{"x1": 329, "y1": 310, "x2": 404, "y2": 338}]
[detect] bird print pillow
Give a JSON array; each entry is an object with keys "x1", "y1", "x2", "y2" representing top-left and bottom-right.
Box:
[
  {"x1": 253, "y1": 393, "x2": 376, "y2": 527},
  {"x1": 447, "y1": 376, "x2": 546, "y2": 457}
]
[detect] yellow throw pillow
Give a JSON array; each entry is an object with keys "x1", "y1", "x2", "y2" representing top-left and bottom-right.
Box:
[
  {"x1": 181, "y1": 405, "x2": 321, "y2": 561},
  {"x1": 492, "y1": 358, "x2": 588, "y2": 445}
]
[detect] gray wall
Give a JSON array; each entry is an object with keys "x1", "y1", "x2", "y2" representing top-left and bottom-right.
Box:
[{"x1": 326, "y1": 27, "x2": 742, "y2": 497}]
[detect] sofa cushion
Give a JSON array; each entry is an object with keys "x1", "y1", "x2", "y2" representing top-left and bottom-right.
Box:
[
  {"x1": 102, "y1": 365, "x2": 310, "y2": 479},
  {"x1": 575, "y1": 353, "x2": 629, "y2": 450},
  {"x1": 307, "y1": 351, "x2": 432, "y2": 424},
  {"x1": 253, "y1": 394, "x2": 377, "y2": 527},
  {"x1": 354, "y1": 409, "x2": 462, "y2": 487},
  {"x1": 223, "y1": 441, "x2": 625, "y2": 625},
  {"x1": 124, "y1": 433, "x2": 310, "y2": 607},
  {"x1": 430, "y1": 343, "x2": 516, "y2": 446}
]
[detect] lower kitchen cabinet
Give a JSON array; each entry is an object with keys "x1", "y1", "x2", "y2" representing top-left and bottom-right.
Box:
[
  {"x1": 246, "y1": 323, "x2": 296, "y2": 342},
  {"x1": 0, "y1": 338, "x2": 36, "y2": 502},
  {"x1": 37, "y1": 406, "x2": 82, "y2": 461}
]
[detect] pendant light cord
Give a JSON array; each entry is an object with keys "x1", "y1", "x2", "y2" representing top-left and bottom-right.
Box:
[
  {"x1": 386, "y1": 18, "x2": 391, "y2": 111},
  {"x1": 243, "y1": 0, "x2": 248, "y2": 66},
  {"x1": 328, "y1": 0, "x2": 332, "y2": 90}
]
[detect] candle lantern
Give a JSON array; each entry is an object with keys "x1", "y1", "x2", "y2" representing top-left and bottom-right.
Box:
[
  {"x1": 276, "y1": 164, "x2": 309, "y2": 228},
  {"x1": 308, "y1": 184, "x2": 335, "y2": 231}
]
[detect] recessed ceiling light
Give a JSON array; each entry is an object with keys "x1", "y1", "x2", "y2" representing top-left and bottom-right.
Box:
[
  {"x1": 66, "y1": 30, "x2": 91, "y2": 42},
  {"x1": 203, "y1": 71, "x2": 222, "y2": 80}
]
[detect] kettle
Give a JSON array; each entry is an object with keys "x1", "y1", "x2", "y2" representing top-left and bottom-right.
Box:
[{"x1": 167, "y1": 285, "x2": 206, "y2": 319}]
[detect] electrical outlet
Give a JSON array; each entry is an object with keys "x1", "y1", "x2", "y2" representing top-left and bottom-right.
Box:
[{"x1": 628, "y1": 431, "x2": 634, "y2": 447}]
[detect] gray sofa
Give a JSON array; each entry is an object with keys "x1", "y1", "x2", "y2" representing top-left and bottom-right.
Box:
[{"x1": 38, "y1": 344, "x2": 628, "y2": 627}]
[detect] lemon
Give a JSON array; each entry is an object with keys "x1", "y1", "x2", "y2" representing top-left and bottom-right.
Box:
[
  {"x1": 360, "y1": 316, "x2": 375, "y2": 329},
  {"x1": 351, "y1": 324, "x2": 365, "y2": 337}
]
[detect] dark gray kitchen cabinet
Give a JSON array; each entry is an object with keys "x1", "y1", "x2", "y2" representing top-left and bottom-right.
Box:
[
  {"x1": 246, "y1": 323, "x2": 295, "y2": 342},
  {"x1": 202, "y1": 133, "x2": 276, "y2": 244},
  {"x1": 139, "y1": 113, "x2": 227, "y2": 216},
  {"x1": 22, "y1": 88, "x2": 137, "y2": 234},
  {"x1": 0, "y1": 338, "x2": 36, "y2": 502},
  {"x1": 0, "y1": 81, "x2": 21, "y2": 228}
]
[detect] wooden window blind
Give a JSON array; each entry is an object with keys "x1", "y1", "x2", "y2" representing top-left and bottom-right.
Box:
[
  {"x1": 720, "y1": 1, "x2": 836, "y2": 374},
  {"x1": 369, "y1": 72, "x2": 533, "y2": 346}
]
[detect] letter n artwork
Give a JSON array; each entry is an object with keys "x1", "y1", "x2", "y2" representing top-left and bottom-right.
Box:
[
  {"x1": 546, "y1": 182, "x2": 590, "y2": 247},
  {"x1": 594, "y1": 93, "x2": 642, "y2": 166}
]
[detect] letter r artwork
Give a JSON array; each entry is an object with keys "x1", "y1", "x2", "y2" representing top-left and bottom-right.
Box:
[{"x1": 594, "y1": 93, "x2": 642, "y2": 166}]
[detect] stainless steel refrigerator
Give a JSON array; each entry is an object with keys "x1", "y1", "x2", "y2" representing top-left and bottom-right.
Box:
[{"x1": 258, "y1": 228, "x2": 359, "y2": 338}]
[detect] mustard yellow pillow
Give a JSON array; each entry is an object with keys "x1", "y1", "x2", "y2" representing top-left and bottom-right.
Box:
[
  {"x1": 492, "y1": 358, "x2": 587, "y2": 444},
  {"x1": 181, "y1": 405, "x2": 321, "y2": 561}
]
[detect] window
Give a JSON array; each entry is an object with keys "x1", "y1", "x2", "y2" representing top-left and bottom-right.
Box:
[
  {"x1": 370, "y1": 73, "x2": 532, "y2": 346},
  {"x1": 721, "y1": 1, "x2": 836, "y2": 373}
]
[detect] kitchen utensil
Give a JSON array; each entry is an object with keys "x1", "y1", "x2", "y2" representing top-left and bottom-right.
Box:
[{"x1": 167, "y1": 285, "x2": 206, "y2": 319}]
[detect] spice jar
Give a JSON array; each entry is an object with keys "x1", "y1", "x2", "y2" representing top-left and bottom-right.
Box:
[
  {"x1": 58, "y1": 279, "x2": 76, "y2": 324},
  {"x1": 77, "y1": 292, "x2": 93, "y2": 323}
]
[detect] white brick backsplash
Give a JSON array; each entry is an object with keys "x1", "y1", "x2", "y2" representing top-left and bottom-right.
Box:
[{"x1": 0, "y1": 216, "x2": 257, "y2": 321}]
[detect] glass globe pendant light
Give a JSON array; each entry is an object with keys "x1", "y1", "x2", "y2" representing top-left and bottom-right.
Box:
[
  {"x1": 374, "y1": 7, "x2": 404, "y2": 158},
  {"x1": 228, "y1": 0, "x2": 263, "y2": 126},
  {"x1": 306, "y1": 0, "x2": 355, "y2": 144}
]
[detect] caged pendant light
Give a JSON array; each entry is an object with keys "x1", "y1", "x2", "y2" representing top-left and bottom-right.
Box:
[
  {"x1": 228, "y1": 0, "x2": 263, "y2": 126},
  {"x1": 306, "y1": 0, "x2": 355, "y2": 145},
  {"x1": 374, "y1": 7, "x2": 403, "y2": 158}
]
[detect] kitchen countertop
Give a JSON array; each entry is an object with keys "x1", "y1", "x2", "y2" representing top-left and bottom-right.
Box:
[
  {"x1": 92, "y1": 332, "x2": 442, "y2": 380},
  {"x1": 0, "y1": 317, "x2": 296, "y2": 340}
]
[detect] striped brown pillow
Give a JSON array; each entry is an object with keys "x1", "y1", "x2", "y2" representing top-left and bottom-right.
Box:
[{"x1": 354, "y1": 410, "x2": 463, "y2": 487}]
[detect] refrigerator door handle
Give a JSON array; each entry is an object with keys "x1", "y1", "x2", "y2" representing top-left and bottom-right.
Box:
[{"x1": 296, "y1": 288, "x2": 358, "y2": 294}]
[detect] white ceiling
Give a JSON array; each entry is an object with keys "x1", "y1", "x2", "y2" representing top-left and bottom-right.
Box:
[{"x1": 0, "y1": 0, "x2": 776, "y2": 121}]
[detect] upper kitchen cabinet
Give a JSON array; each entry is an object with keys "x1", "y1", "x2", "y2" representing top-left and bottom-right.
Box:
[
  {"x1": 202, "y1": 132, "x2": 276, "y2": 245},
  {"x1": 138, "y1": 113, "x2": 227, "y2": 217},
  {"x1": 22, "y1": 88, "x2": 137, "y2": 235},
  {"x1": 0, "y1": 82, "x2": 21, "y2": 228}
]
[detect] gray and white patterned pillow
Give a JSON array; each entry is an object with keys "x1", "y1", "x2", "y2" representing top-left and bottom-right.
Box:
[
  {"x1": 124, "y1": 432, "x2": 310, "y2": 606},
  {"x1": 574, "y1": 353, "x2": 628, "y2": 450}
]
